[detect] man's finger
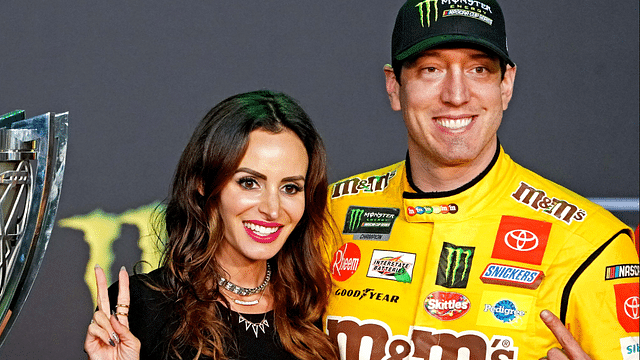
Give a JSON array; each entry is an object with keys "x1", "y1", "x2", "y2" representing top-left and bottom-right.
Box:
[{"x1": 540, "y1": 310, "x2": 591, "y2": 360}]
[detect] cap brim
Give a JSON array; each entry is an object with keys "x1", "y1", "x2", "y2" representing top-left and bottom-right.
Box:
[{"x1": 395, "y1": 35, "x2": 516, "y2": 67}]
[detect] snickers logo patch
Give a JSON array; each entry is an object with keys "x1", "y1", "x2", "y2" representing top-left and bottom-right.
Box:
[{"x1": 480, "y1": 263, "x2": 544, "y2": 289}]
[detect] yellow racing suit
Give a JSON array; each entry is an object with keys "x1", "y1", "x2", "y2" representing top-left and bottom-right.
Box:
[{"x1": 325, "y1": 146, "x2": 639, "y2": 360}]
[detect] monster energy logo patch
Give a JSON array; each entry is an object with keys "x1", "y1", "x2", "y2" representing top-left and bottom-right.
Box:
[
  {"x1": 342, "y1": 206, "x2": 400, "y2": 241},
  {"x1": 416, "y1": 0, "x2": 439, "y2": 27},
  {"x1": 436, "y1": 242, "x2": 475, "y2": 288}
]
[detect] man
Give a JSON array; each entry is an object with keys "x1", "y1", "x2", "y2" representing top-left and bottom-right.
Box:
[{"x1": 324, "y1": 1, "x2": 639, "y2": 359}]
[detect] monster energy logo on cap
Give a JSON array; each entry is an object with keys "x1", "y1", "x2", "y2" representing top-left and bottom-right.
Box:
[
  {"x1": 342, "y1": 206, "x2": 400, "y2": 241},
  {"x1": 436, "y1": 242, "x2": 475, "y2": 288}
]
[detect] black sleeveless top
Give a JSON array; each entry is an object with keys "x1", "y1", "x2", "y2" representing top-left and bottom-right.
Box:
[{"x1": 107, "y1": 268, "x2": 300, "y2": 360}]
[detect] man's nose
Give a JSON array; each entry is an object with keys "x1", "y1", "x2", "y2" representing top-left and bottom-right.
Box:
[{"x1": 440, "y1": 69, "x2": 470, "y2": 106}]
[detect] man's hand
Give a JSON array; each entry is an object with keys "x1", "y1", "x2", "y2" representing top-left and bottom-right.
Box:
[{"x1": 540, "y1": 310, "x2": 592, "y2": 360}]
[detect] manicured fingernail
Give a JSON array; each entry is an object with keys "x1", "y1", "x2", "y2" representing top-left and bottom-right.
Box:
[
  {"x1": 109, "y1": 338, "x2": 116, "y2": 347},
  {"x1": 95, "y1": 264, "x2": 102, "y2": 269},
  {"x1": 111, "y1": 309, "x2": 120, "y2": 323},
  {"x1": 120, "y1": 266, "x2": 126, "y2": 272},
  {"x1": 112, "y1": 332, "x2": 120, "y2": 344}
]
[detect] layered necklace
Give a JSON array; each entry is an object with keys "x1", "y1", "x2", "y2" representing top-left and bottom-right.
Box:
[{"x1": 218, "y1": 263, "x2": 271, "y2": 306}]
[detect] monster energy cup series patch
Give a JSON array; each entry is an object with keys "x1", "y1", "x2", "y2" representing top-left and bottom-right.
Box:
[{"x1": 342, "y1": 206, "x2": 400, "y2": 241}]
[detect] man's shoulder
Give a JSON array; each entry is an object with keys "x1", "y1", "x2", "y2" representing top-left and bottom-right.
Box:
[{"x1": 508, "y1": 160, "x2": 630, "y2": 239}]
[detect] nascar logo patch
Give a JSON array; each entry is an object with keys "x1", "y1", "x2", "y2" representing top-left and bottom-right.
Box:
[{"x1": 480, "y1": 263, "x2": 544, "y2": 290}]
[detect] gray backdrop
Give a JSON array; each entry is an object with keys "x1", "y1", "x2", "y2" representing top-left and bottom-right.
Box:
[{"x1": 0, "y1": 1, "x2": 638, "y2": 358}]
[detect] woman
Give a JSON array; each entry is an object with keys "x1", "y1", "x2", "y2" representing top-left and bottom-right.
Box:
[{"x1": 84, "y1": 90, "x2": 339, "y2": 360}]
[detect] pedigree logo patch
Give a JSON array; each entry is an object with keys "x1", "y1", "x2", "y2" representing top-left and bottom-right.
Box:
[
  {"x1": 614, "y1": 283, "x2": 640, "y2": 333},
  {"x1": 476, "y1": 291, "x2": 534, "y2": 330},
  {"x1": 330, "y1": 242, "x2": 361, "y2": 282},
  {"x1": 491, "y1": 216, "x2": 552, "y2": 265}
]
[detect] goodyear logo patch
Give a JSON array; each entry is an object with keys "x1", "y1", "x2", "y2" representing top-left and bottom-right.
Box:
[
  {"x1": 606, "y1": 264, "x2": 640, "y2": 281},
  {"x1": 342, "y1": 206, "x2": 400, "y2": 241},
  {"x1": 366, "y1": 250, "x2": 416, "y2": 283},
  {"x1": 480, "y1": 263, "x2": 544, "y2": 290},
  {"x1": 476, "y1": 291, "x2": 534, "y2": 330}
]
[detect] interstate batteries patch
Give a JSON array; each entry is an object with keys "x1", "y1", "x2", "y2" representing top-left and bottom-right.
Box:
[
  {"x1": 366, "y1": 250, "x2": 416, "y2": 283},
  {"x1": 342, "y1": 206, "x2": 400, "y2": 241}
]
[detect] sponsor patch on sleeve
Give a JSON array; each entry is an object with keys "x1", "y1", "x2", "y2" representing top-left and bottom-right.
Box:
[
  {"x1": 614, "y1": 283, "x2": 640, "y2": 333},
  {"x1": 480, "y1": 263, "x2": 544, "y2": 290},
  {"x1": 606, "y1": 264, "x2": 640, "y2": 281},
  {"x1": 620, "y1": 336, "x2": 639, "y2": 360},
  {"x1": 366, "y1": 249, "x2": 416, "y2": 283},
  {"x1": 491, "y1": 216, "x2": 552, "y2": 265},
  {"x1": 342, "y1": 206, "x2": 400, "y2": 241}
]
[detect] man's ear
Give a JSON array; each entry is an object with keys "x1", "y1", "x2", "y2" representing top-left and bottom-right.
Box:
[
  {"x1": 384, "y1": 64, "x2": 402, "y2": 111},
  {"x1": 501, "y1": 65, "x2": 517, "y2": 110}
]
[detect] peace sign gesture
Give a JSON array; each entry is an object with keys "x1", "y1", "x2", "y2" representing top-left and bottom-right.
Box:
[{"x1": 84, "y1": 265, "x2": 141, "y2": 360}]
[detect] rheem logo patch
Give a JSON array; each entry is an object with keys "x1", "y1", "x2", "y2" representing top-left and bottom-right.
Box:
[
  {"x1": 491, "y1": 216, "x2": 552, "y2": 265},
  {"x1": 331, "y1": 242, "x2": 361, "y2": 282}
]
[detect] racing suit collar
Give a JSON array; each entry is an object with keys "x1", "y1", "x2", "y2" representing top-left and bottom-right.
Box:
[{"x1": 404, "y1": 139, "x2": 501, "y2": 199}]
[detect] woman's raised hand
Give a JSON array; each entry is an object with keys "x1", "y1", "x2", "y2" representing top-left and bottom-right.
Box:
[{"x1": 84, "y1": 265, "x2": 141, "y2": 360}]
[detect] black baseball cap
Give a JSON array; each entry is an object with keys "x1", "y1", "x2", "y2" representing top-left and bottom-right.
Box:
[{"x1": 392, "y1": 0, "x2": 515, "y2": 67}]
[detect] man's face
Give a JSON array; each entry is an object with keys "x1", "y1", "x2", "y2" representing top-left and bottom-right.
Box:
[{"x1": 385, "y1": 47, "x2": 516, "y2": 170}]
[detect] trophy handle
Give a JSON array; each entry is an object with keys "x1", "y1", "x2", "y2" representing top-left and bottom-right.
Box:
[{"x1": 0, "y1": 112, "x2": 68, "y2": 347}]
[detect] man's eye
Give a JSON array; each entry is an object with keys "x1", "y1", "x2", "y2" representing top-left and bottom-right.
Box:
[
  {"x1": 474, "y1": 66, "x2": 487, "y2": 73},
  {"x1": 238, "y1": 177, "x2": 258, "y2": 189}
]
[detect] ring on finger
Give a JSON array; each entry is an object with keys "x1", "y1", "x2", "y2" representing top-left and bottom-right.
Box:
[
  {"x1": 116, "y1": 303, "x2": 129, "y2": 309},
  {"x1": 115, "y1": 312, "x2": 129, "y2": 317}
]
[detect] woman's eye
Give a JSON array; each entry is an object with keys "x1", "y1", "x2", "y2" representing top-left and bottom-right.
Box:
[
  {"x1": 238, "y1": 177, "x2": 258, "y2": 190},
  {"x1": 282, "y1": 184, "x2": 303, "y2": 195}
]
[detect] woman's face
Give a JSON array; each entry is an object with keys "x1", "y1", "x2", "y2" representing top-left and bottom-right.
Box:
[{"x1": 217, "y1": 128, "x2": 308, "y2": 265}]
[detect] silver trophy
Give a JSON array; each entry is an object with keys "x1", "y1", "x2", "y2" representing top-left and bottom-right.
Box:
[{"x1": 0, "y1": 110, "x2": 68, "y2": 347}]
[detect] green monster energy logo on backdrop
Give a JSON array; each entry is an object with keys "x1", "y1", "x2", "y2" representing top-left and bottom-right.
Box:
[
  {"x1": 416, "y1": 0, "x2": 439, "y2": 27},
  {"x1": 436, "y1": 242, "x2": 475, "y2": 288}
]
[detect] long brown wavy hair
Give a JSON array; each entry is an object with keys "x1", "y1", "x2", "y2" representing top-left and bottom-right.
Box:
[{"x1": 158, "y1": 90, "x2": 338, "y2": 359}]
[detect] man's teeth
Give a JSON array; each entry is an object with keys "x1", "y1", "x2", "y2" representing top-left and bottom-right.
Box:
[
  {"x1": 244, "y1": 222, "x2": 278, "y2": 236},
  {"x1": 438, "y1": 117, "x2": 472, "y2": 130}
]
